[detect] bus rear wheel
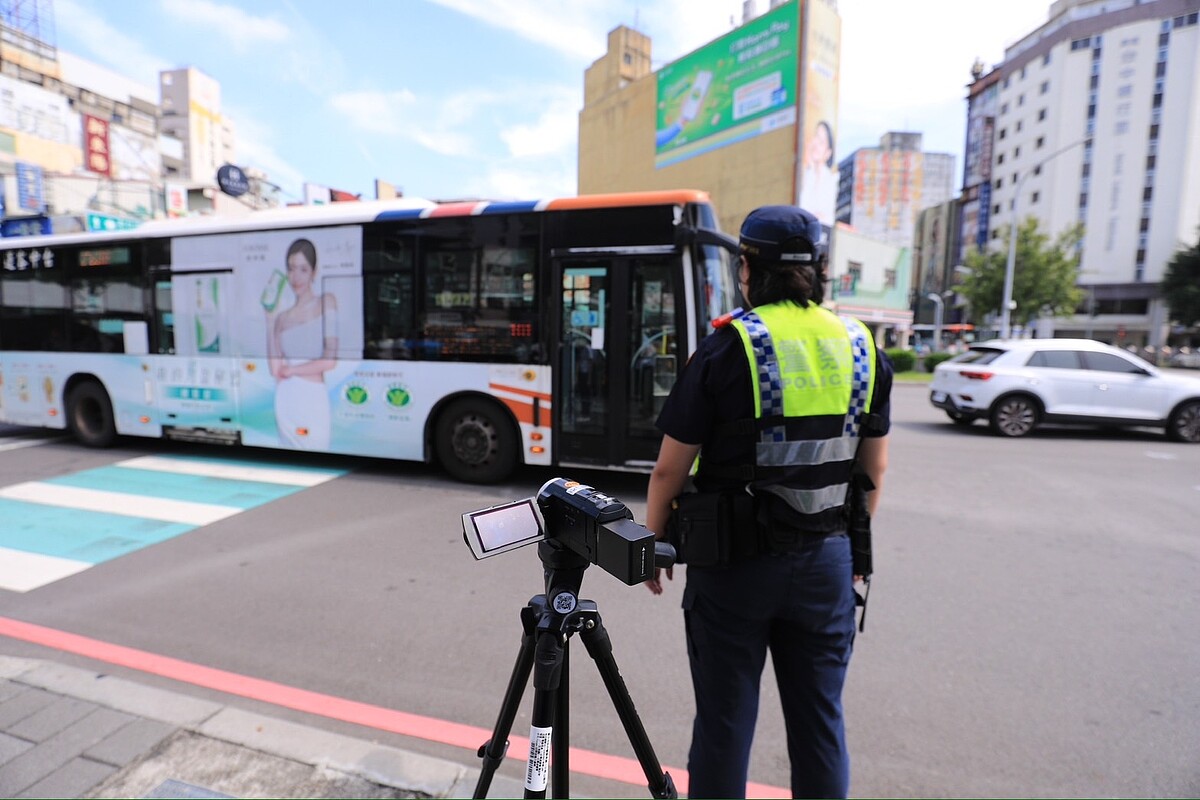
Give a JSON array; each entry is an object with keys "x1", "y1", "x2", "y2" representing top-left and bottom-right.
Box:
[
  {"x1": 435, "y1": 399, "x2": 518, "y2": 483},
  {"x1": 66, "y1": 381, "x2": 117, "y2": 448}
]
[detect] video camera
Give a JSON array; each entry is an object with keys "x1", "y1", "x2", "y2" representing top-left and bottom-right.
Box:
[{"x1": 462, "y1": 477, "x2": 672, "y2": 585}]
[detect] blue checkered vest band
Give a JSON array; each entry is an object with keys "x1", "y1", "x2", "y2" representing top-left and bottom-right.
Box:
[{"x1": 729, "y1": 303, "x2": 876, "y2": 525}]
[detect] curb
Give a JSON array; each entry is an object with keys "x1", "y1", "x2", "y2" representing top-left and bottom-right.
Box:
[{"x1": 0, "y1": 655, "x2": 525, "y2": 799}]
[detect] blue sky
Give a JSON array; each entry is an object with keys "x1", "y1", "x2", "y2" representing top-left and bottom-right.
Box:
[{"x1": 57, "y1": 0, "x2": 1051, "y2": 205}]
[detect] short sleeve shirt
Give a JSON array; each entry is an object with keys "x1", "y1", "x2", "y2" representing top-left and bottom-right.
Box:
[{"x1": 656, "y1": 319, "x2": 894, "y2": 493}]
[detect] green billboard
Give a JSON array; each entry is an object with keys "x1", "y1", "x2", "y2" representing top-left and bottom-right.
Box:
[{"x1": 654, "y1": 0, "x2": 799, "y2": 169}]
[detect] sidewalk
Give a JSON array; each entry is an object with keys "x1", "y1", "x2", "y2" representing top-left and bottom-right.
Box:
[{"x1": 0, "y1": 656, "x2": 525, "y2": 799}]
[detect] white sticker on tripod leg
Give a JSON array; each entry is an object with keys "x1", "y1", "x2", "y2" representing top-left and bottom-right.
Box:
[{"x1": 526, "y1": 725, "x2": 552, "y2": 791}]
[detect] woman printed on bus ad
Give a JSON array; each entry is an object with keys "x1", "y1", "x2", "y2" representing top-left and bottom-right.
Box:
[{"x1": 266, "y1": 237, "x2": 338, "y2": 449}]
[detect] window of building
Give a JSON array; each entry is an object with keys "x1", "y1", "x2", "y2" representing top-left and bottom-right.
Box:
[
  {"x1": 1036, "y1": 136, "x2": 1045, "y2": 149},
  {"x1": 1115, "y1": 121, "x2": 1129, "y2": 135},
  {"x1": 1155, "y1": 62, "x2": 1167, "y2": 78},
  {"x1": 1034, "y1": 165, "x2": 1042, "y2": 176},
  {"x1": 999, "y1": 128, "x2": 1007, "y2": 139},
  {"x1": 998, "y1": 152, "x2": 1005, "y2": 164},
  {"x1": 1031, "y1": 191, "x2": 1040, "y2": 204},
  {"x1": 1043, "y1": 53, "x2": 1051, "y2": 66},
  {"x1": 995, "y1": 177, "x2": 1003, "y2": 189},
  {"x1": 885, "y1": 269, "x2": 896, "y2": 290},
  {"x1": 1016, "y1": 121, "x2": 1023, "y2": 132},
  {"x1": 1001, "y1": 102, "x2": 1009, "y2": 114},
  {"x1": 1071, "y1": 37, "x2": 1091, "y2": 51},
  {"x1": 1040, "y1": 80, "x2": 1050, "y2": 94},
  {"x1": 1038, "y1": 108, "x2": 1047, "y2": 121},
  {"x1": 1014, "y1": 146, "x2": 1021, "y2": 158}
]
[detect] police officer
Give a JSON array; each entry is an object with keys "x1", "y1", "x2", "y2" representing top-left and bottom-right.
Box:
[{"x1": 645, "y1": 205, "x2": 892, "y2": 799}]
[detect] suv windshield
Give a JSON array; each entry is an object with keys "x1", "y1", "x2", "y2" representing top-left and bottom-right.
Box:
[{"x1": 952, "y1": 347, "x2": 1006, "y2": 365}]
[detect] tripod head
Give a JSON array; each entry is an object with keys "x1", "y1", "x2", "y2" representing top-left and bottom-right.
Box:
[{"x1": 463, "y1": 477, "x2": 676, "y2": 585}]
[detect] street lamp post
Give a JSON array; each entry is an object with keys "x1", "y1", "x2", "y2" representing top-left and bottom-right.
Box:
[
  {"x1": 1000, "y1": 137, "x2": 1090, "y2": 340},
  {"x1": 927, "y1": 292, "x2": 944, "y2": 352}
]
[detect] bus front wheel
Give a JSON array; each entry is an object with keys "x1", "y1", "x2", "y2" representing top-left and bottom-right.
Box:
[
  {"x1": 435, "y1": 399, "x2": 518, "y2": 484},
  {"x1": 66, "y1": 381, "x2": 117, "y2": 448}
]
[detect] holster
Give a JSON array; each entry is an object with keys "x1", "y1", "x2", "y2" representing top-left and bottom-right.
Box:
[
  {"x1": 848, "y1": 470, "x2": 875, "y2": 578},
  {"x1": 666, "y1": 491, "x2": 758, "y2": 567}
]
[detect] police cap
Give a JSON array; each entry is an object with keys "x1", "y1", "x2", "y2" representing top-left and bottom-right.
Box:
[{"x1": 738, "y1": 205, "x2": 824, "y2": 264}]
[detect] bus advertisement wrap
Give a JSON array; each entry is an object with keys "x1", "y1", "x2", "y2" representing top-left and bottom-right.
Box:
[
  {"x1": 170, "y1": 226, "x2": 371, "y2": 453},
  {"x1": 654, "y1": 0, "x2": 798, "y2": 169}
]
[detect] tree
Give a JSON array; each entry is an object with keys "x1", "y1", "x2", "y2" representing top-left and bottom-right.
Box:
[
  {"x1": 1161, "y1": 231, "x2": 1200, "y2": 328},
  {"x1": 958, "y1": 217, "x2": 1085, "y2": 329}
]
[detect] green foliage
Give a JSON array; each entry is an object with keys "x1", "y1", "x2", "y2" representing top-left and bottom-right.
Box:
[
  {"x1": 1162, "y1": 231, "x2": 1200, "y2": 327},
  {"x1": 885, "y1": 347, "x2": 915, "y2": 372},
  {"x1": 958, "y1": 217, "x2": 1085, "y2": 328},
  {"x1": 924, "y1": 352, "x2": 954, "y2": 372}
]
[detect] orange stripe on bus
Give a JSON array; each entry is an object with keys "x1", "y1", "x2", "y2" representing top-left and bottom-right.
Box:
[
  {"x1": 501, "y1": 397, "x2": 535, "y2": 426},
  {"x1": 489, "y1": 383, "x2": 551, "y2": 403},
  {"x1": 544, "y1": 189, "x2": 710, "y2": 210}
]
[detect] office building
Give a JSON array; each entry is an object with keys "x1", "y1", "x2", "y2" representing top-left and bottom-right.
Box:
[{"x1": 962, "y1": 0, "x2": 1200, "y2": 347}]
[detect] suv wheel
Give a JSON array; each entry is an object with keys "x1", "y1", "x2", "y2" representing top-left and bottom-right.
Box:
[
  {"x1": 989, "y1": 394, "x2": 1040, "y2": 438},
  {"x1": 1166, "y1": 400, "x2": 1200, "y2": 443}
]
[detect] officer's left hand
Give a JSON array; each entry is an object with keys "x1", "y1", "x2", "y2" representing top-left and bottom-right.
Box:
[{"x1": 644, "y1": 565, "x2": 673, "y2": 595}]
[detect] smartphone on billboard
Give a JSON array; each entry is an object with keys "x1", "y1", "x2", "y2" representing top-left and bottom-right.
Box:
[{"x1": 462, "y1": 498, "x2": 545, "y2": 560}]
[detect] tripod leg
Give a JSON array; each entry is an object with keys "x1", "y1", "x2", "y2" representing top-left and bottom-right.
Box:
[
  {"x1": 579, "y1": 609, "x2": 678, "y2": 799},
  {"x1": 474, "y1": 608, "x2": 538, "y2": 799},
  {"x1": 553, "y1": 639, "x2": 570, "y2": 799}
]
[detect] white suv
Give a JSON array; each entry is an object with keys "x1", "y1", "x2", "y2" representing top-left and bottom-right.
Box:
[{"x1": 929, "y1": 338, "x2": 1200, "y2": 442}]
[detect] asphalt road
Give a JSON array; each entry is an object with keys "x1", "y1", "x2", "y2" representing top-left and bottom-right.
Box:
[{"x1": 1, "y1": 383, "x2": 1198, "y2": 798}]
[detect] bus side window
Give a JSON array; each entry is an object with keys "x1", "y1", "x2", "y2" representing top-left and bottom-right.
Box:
[
  {"x1": 0, "y1": 271, "x2": 69, "y2": 351},
  {"x1": 364, "y1": 234, "x2": 415, "y2": 360},
  {"x1": 154, "y1": 280, "x2": 174, "y2": 354},
  {"x1": 70, "y1": 278, "x2": 146, "y2": 353}
]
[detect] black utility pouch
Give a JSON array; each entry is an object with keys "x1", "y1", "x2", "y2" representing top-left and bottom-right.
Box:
[{"x1": 667, "y1": 493, "x2": 729, "y2": 567}]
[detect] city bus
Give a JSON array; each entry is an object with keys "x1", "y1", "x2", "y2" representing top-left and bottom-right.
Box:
[{"x1": 0, "y1": 190, "x2": 739, "y2": 482}]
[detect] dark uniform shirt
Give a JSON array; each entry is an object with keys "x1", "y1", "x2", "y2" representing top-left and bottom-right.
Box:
[{"x1": 656, "y1": 322, "x2": 894, "y2": 495}]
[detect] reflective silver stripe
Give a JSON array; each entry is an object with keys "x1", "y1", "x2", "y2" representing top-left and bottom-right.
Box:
[
  {"x1": 760, "y1": 482, "x2": 850, "y2": 514},
  {"x1": 756, "y1": 435, "x2": 858, "y2": 466}
]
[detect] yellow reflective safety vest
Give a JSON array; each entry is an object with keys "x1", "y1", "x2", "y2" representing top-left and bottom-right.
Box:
[{"x1": 722, "y1": 300, "x2": 878, "y2": 532}]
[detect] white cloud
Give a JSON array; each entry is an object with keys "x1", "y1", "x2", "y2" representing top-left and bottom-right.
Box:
[
  {"x1": 332, "y1": 85, "x2": 579, "y2": 164},
  {"x1": 424, "y1": 0, "x2": 746, "y2": 68},
  {"x1": 499, "y1": 91, "x2": 579, "y2": 158},
  {"x1": 55, "y1": 0, "x2": 171, "y2": 85},
  {"x1": 224, "y1": 106, "x2": 307, "y2": 200},
  {"x1": 330, "y1": 89, "x2": 478, "y2": 157},
  {"x1": 161, "y1": 0, "x2": 291, "y2": 51}
]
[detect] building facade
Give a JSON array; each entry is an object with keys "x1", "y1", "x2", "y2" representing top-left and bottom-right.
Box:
[
  {"x1": 0, "y1": 6, "x2": 279, "y2": 236},
  {"x1": 962, "y1": 0, "x2": 1200, "y2": 347},
  {"x1": 578, "y1": 0, "x2": 843, "y2": 238},
  {"x1": 834, "y1": 131, "x2": 957, "y2": 250}
]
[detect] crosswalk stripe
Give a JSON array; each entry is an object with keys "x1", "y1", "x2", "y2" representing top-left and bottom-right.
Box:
[
  {"x1": 0, "y1": 482, "x2": 242, "y2": 526},
  {"x1": 0, "y1": 437, "x2": 63, "y2": 453},
  {"x1": 117, "y1": 455, "x2": 343, "y2": 486},
  {"x1": 0, "y1": 546, "x2": 91, "y2": 593}
]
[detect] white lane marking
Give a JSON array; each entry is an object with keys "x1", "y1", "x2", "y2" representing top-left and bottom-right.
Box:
[
  {"x1": 0, "y1": 437, "x2": 64, "y2": 453},
  {"x1": 117, "y1": 455, "x2": 341, "y2": 486},
  {"x1": 1144, "y1": 451, "x2": 1177, "y2": 460},
  {"x1": 0, "y1": 546, "x2": 90, "y2": 593},
  {"x1": 0, "y1": 482, "x2": 241, "y2": 525}
]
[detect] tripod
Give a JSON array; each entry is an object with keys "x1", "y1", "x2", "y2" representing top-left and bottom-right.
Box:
[{"x1": 473, "y1": 541, "x2": 677, "y2": 799}]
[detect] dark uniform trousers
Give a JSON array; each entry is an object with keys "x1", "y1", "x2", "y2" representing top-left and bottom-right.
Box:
[{"x1": 681, "y1": 532, "x2": 856, "y2": 799}]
